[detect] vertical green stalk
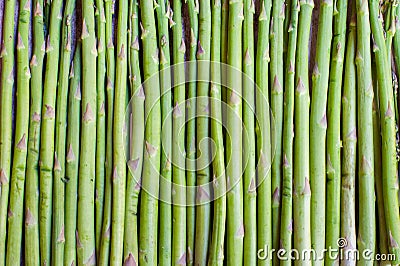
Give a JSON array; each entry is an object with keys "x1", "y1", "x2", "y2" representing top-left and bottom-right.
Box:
[
  {"x1": 139, "y1": 0, "x2": 161, "y2": 264},
  {"x1": 256, "y1": 1, "x2": 272, "y2": 265},
  {"x1": 326, "y1": 0, "x2": 347, "y2": 261},
  {"x1": 77, "y1": 0, "x2": 98, "y2": 263},
  {"x1": 369, "y1": 0, "x2": 400, "y2": 262},
  {"x1": 293, "y1": 0, "x2": 313, "y2": 262},
  {"x1": 64, "y1": 46, "x2": 82, "y2": 266},
  {"x1": 280, "y1": 0, "x2": 299, "y2": 264},
  {"x1": 39, "y1": 0, "x2": 64, "y2": 263},
  {"x1": 25, "y1": 0, "x2": 45, "y2": 264},
  {"x1": 5, "y1": 0, "x2": 30, "y2": 263},
  {"x1": 355, "y1": 0, "x2": 375, "y2": 263},
  {"x1": 242, "y1": 0, "x2": 256, "y2": 265},
  {"x1": 221, "y1": 0, "x2": 229, "y2": 107}
]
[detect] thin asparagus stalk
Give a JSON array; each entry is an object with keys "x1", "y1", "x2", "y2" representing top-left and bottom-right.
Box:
[
  {"x1": 5, "y1": 0, "x2": 31, "y2": 263},
  {"x1": 185, "y1": 1, "x2": 198, "y2": 264},
  {"x1": 280, "y1": 0, "x2": 299, "y2": 264},
  {"x1": 52, "y1": 0, "x2": 76, "y2": 263},
  {"x1": 221, "y1": 0, "x2": 228, "y2": 107},
  {"x1": 242, "y1": 0, "x2": 256, "y2": 264},
  {"x1": 194, "y1": 0, "x2": 212, "y2": 264},
  {"x1": 77, "y1": 0, "x2": 98, "y2": 263},
  {"x1": 98, "y1": 0, "x2": 115, "y2": 263},
  {"x1": 139, "y1": 0, "x2": 161, "y2": 264},
  {"x1": 64, "y1": 45, "x2": 82, "y2": 266},
  {"x1": 226, "y1": 1, "x2": 244, "y2": 264},
  {"x1": 283, "y1": 0, "x2": 291, "y2": 61},
  {"x1": 393, "y1": 3, "x2": 400, "y2": 73},
  {"x1": 325, "y1": 0, "x2": 347, "y2": 261},
  {"x1": 208, "y1": 1, "x2": 226, "y2": 265},
  {"x1": 369, "y1": 0, "x2": 400, "y2": 262},
  {"x1": 39, "y1": 0, "x2": 64, "y2": 263},
  {"x1": 340, "y1": 11, "x2": 357, "y2": 265},
  {"x1": 256, "y1": 0, "x2": 272, "y2": 265},
  {"x1": 355, "y1": 0, "x2": 376, "y2": 263},
  {"x1": 95, "y1": 0, "x2": 107, "y2": 255},
  {"x1": 123, "y1": 0, "x2": 143, "y2": 264},
  {"x1": 25, "y1": 0, "x2": 45, "y2": 264},
  {"x1": 293, "y1": 0, "x2": 313, "y2": 262},
  {"x1": 109, "y1": 0, "x2": 128, "y2": 263},
  {"x1": 171, "y1": 0, "x2": 187, "y2": 263}
]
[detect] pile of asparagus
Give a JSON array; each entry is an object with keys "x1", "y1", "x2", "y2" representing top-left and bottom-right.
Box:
[{"x1": 1, "y1": 0, "x2": 400, "y2": 265}]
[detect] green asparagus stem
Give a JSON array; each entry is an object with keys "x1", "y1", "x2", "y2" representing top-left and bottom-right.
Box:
[
  {"x1": 171, "y1": 0, "x2": 187, "y2": 264},
  {"x1": 95, "y1": 0, "x2": 107, "y2": 255},
  {"x1": 340, "y1": 9, "x2": 357, "y2": 266},
  {"x1": 325, "y1": 0, "x2": 347, "y2": 261},
  {"x1": 293, "y1": 0, "x2": 313, "y2": 262},
  {"x1": 208, "y1": 1, "x2": 226, "y2": 265},
  {"x1": 221, "y1": 0, "x2": 228, "y2": 107},
  {"x1": 123, "y1": 0, "x2": 143, "y2": 264},
  {"x1": 77, "y1": 0, "x2": 98, "y2": 263},
  {"x1": 226, "y1": 1, "x2": 244, "y2": 264},
  {"x1": 139, "y1": 0, "x2": 161, "y2": 264},
  {"x1": 355, "y1": 0, "x2": 376, "y2": 263},
  {"x1": 256, "y1": 1, "x2": 272, "y2": 265},
  {"x1": 242, "y1": 0, "x2": 256, "y2": 264},
  {"x1": 25, "y1": 0, "x2": 45, "y2": 264},
  {"x1": 393, "y1": 3, "x2": 400, "y2": 73},
  {"x1": 98, "y1": 0, "x2": 115, "y2": 263},
  {"x1": 39, "y1": 0, "x2": 64, "y2": 263},
  {"x1": 185, "y1": 0, "x2": 198, "y2": 264},
  {"x1": 64, "y1": 45, "x2": 82, "y2": 266},
  {"x1": 280, "y1": 0, "x2": 299, "y2": 264},
  {"x1": 369, "y1": 0, "x2": 400, "y2": 262},
  {"x1": 5, "y1": 0, "x2": 30, "y2": 263},
  {"x1": 194, "y1": 1, "x2": 212, "y2": 265}
]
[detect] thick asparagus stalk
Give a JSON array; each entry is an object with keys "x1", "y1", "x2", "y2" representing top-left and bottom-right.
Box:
[
  {"x1": 293, "y1": 0, "x2": 313, "y2": 262},
  {"x1": 369, "y1": 0, "x2": 400, "y2": 262},
  {"x1": 139, "y1": 0, "x2": 161, "y2": 264},
  {"x1": 208, "y1": 1, "x2": 227, "y2": 265},
  {"x1": 280, "y1": 0, "x2": 299, "y2": 263},
  {"x1": 64, "y1": 45, "x2": 82, "y2": 266},
  {"x1": 185, "y1": 1, "x2": 198, "y2": 264},
  {"x1": 98, "y1": 0, "x2": 115, "y2": 263},
  {"x1": 5, "y1": 0, "x2": 31, "y2": 263},
  {"x1": 325, "y1": 0, "x2": 347, "y2": 261},
  {"x1": 256, "y1": 1, "x2": 272, "y2": 265},
  {"x1": 25, "y1": 0, "x2": 45, "y2": 264},
  {"x1": 77, "y1": 0, "x2": 98, "y2": 263},
  {"x1": 355, "y1": 0, "x2": 376, "y2": 263},
  {"x1": 171, "y1": 0, "x2": 187, "y2": 264},
  {"x1": 95, "y1": 0, "x2": 107, "y2": 255},
  {"x1": 39, "y1": 0, "x2": 64, "y2": 263},
  {"x1": 123, "y1": 0, "x2": 143, "y2": 264},
  {"x1": 194, "y1": 0, "x2": 212, "y2": 265},
  {"x1": 242, "y1": 0, "x2": 256, "y2": 264}
]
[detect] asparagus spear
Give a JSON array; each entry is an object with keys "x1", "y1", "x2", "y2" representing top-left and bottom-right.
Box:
[
  {"x1": 340, "y1": 8, "x2": 357, "y2": 266},
  {"x1": 98, "y1": 0, "x2": 115, "y2": 263},
  {"x1": 256, "y1": 1, "x2": 272, "y2": 265},
  {"x1": 221, "y1": 0, "x2": 228, "y2": 109},
  {"x1": 369, "y1": 0, "x2": 400, "y2": 262},
  {"x1": 242, "y1": 0, "x2": 256, "y2": 264},
  {"x1": 293, "y1": 0, "x2": 313, "y2": 262},
  {"x1": 208, "y1": 1, "x2": 227, "y2": 265},
  {"x1": 139, "y1": 0, "x2": 161, "y2": 264},
  {"x1": 5, "y1": 0, "x2": 31, "y2": 263},
  {"x1": 77, "y1": 0, "x2": 98, "y2": 263},
  {"x1": 95, "y1": 0, "x2": 107, "y2": 255},
  {"x1": 25, "y1": 0, "x2": 45, "y2": 264},
  {"x1": 39, "y1": 0, "x2": 64, "y2": 263},
  {"x1": 280, "y1": 0, "x2": 299, "y2": 263},
  {"x1": 64, "y1": 45, "x2": 82, "y2": 266},
  {"x1": 185, "y1": 1, "x2": 198, "y2": 264},
  {"x1": 355, "y1": 0, "x2": 376, "y2": 263},
  {"x1": 325, "y1": 0, "x2": 347, "y2": 261},
  {"x1": 123, "y1": 0, "x2": 143, "y2": 264}
]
